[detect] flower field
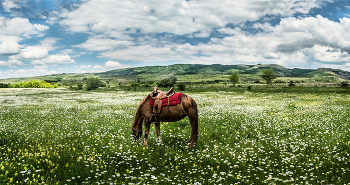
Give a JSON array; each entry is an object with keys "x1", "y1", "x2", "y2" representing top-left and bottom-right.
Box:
[{"x1": 0, "y1": 88, "x2": 350, "y2": 184}]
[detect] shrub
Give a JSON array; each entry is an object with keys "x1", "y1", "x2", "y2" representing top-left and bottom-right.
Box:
[
  {"x1": 274, "y1": 79, "x2": 286, "y2": 83},
  {"x1": 157, "y1": 78, "x2": 175, "y2": 88},
  {"x1": 340, "y1": 81, "x2": 349, "y2": 87},
  {"x1": 177, "y1": 83, "x2": 186, "y2": 91},
  {"x1": 86, "y1": 77, "x2": 102, "y2": 90},
  {"x1": 0, "y1": 83, "x2": 9, "y2": 88},
  {"x1": 289, "y1": 81, "x2": 296, "y2": 87},
  {"x1": 77, "y1": 82, "x2": 83, "y2": 90}
]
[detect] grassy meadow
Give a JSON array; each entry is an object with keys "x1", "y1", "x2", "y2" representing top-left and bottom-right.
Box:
[{"x1": 1, "y1": 88, "x2": 350, "y2": 184}]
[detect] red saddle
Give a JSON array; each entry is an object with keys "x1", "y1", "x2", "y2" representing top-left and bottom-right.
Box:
[{"x1": 150, "y1": 92, "x2": 182, "y2": 107}]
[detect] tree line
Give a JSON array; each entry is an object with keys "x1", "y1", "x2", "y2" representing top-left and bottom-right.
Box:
[
  {"x1": 230, "y1": 68, "x2": 277, "y2": 86},
  {"x1": 0, "y1": 80, "x2": 58, "y2": 88}
]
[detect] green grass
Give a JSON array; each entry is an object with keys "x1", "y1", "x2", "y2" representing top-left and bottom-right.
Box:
[{"x1": 0, "y1": 88, "x2": 350, "y2": 184}]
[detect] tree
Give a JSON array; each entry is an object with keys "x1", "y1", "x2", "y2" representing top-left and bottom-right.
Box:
[
  {"x1": 157, "y1": 78, "x2": 174, "y2": 88},
  {"x1": 229, "y1": 73, "x2": 239, "y2": 87},
  {"x1": 77, "y1": 82, "x2": 83, "y2": 90},
  {"x1": 86, "y1": 77, "x2": 102, "y2": 90},
  {"x1": 261, "y1": 69, "x2": 277, "y2": 85},
  {"x1": 340, "y1": 81, "x2": 349, "y2": 87},
  {"x1": 169, "y1": 76, "x2": 177, "y2": 85},
  {"x1": 177, "y1": 83, "x2": 186, "y2": 91}
]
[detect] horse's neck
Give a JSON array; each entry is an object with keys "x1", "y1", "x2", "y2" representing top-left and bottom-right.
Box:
[
  {"x1": 133, "y1": 94, "x2": 150, "y2": 128},
  {"x1": 133, "y1": 107, "x2": 144, "y2": 128}
]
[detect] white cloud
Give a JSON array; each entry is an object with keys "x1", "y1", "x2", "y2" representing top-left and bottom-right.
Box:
[
  {"x1": 0, "y1": 17, "x2": 49, "y2": 37},
  {"x1": 58, "y1": 0, "x2": 321, "y2": 37},
  {"x1": 80, "y1": 65, "x2": 92, "y2": 68},
  {"x1": 17, "y1": 46, "x2": 49, "y2": 59},
  {"x1": 76, "y1": 37, "x2": 134, "y2": 51},
  {"x1": 93, "y1": 65, "x2": 104, "y2": 69},
  {"x1": 105, "y1": 60, "x2": 130, "y2": 68},
  {"x1": 31, "y1": 55, "x2": 75, "y2": 65},
  {"x1": 2, "y1": 0, "x2": 20, "y2": 12},
  {"x1": 0, "y1": 67, "x2": 58, "y2": 79},
  {"x1": 183, "y1": 15, "x2": 350, "y2": 68},
  {"x1": 217, "y1": 27, "x2": 244, "y2": 35},
  {"x1": 8, "y1": 37, "x2": 59, "y2": 61},
  {"x1": 40, "y1": 37, "x2": 59, "y2": 50},
  {"x1": 0, "y1": 40, "x2": 21, "y2": 55},
  {"x1": 0, "y1": 59, "x2": 23, "y2": 67},
  {"x1": 312, "y1": 45, "x2": 350, "y2": 62}
]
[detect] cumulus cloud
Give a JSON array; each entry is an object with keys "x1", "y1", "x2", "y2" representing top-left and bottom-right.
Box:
[
  {"x1": 0, "y1": 59, "x2": 23, "y2": 67},
  {"x1": 183, "y1": 15, "x2": 350, "y2": 68},
  {"x1": 31, "y1": 55, "x2": 75, "y2": 65},
  {"x1": 0, "y1": 17, "x2": 50, "y2": 59},
  {"x1": 0, "y1": 17, "x2": 49, "y2": 37},
  {"x1": 76, "y1": 37, "x2": 133, "y2": 51},
  {"x1": 58, "y1": 0, "x2": 321, "y2": 37},
  {"x1": 80, "y1": 65, "x2": 92, "y2": 68},
  {"x1": 93, "y1": 65, "x2": 104, "y2": 69},
  {"x1": 0, "y1": 40, "x2": 21, "y2": 55},
  {"x1": 8, "y1": 37, "x2": 59, "y2": 61},
  {"x1": 0, "y1": 67, "x2": 57, "y2": 79},
  {"x1": 17, "y1": 46, "x2": 49, "y2": 59},
  {"x1": 2, "y1": 0, "x2": 20, "y2": 12},
  {"x1": 105, "y1": 61, "x2": 130, "y2": 68}
]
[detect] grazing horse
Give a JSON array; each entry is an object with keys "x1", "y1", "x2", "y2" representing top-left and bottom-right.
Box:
[{"x1": 131, "y1": 88, "x2": 198, "y2": 146}]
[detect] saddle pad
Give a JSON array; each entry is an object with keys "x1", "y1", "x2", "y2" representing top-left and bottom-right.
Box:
[{"x1": 150, "y1": 92, "x2": 182, "y2": 107}]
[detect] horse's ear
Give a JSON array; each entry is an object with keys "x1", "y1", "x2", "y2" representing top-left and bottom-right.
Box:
[{"x1": 130, "y1": 121, "x2": 134, "y2": 125}]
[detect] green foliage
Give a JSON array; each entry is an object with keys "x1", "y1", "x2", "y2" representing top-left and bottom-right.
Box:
[
  {"x1": 77, "y1": 82, "x2": 83, "y2": 90},
  {"x1": 274, "y1": 79, "x2": 286, "y2": 83},
  {"x1": 340, "y1": 81, "x2": 349, "y2": 87},
  {"x1": 4, "y1": 80, "x2": 56, "y2": 88},
  {"x1": 85, "y1": 77, "x2": 102, "y2": 90},
  {"x1": 0, "y1": 83, "x2": 10, "y2": 88},
  {"x1": 157, "y1": 76, "x2": 177, "y2": 88},
  {"x1": 177, "y1": 83, "x2": 186, "y2": 91},
  {"x1": 289, "y1": 81, "x2": 296, "y2": 87},
  {"x1": 262, "y1": 68, "x2": 277, "y2": 84},
  {"x1": 229, "y1": 72, "x2": 239, "y2": 87}
]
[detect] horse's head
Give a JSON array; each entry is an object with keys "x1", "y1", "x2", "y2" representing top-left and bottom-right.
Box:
[{"x1": 130, "y1": 121, "x2": 142, "y2": 142}]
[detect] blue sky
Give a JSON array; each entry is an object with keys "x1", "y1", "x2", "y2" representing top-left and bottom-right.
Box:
[{"x1": 1, "y1": 0, "x2": 350, "y2": 79}]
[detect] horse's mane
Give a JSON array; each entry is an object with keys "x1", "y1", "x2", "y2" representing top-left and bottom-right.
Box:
[{"x1": 135, "y1": 94, "x2": 150, "y2": 114}]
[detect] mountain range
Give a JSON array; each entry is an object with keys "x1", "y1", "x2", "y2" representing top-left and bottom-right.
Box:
[{"x1": 1, "y1": 64, "x2": 349, "y2": 83}]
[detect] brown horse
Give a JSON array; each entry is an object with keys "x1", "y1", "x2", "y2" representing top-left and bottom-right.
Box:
[{"x1": 130, "y1": 89, "x2": 198, "y2": 146}]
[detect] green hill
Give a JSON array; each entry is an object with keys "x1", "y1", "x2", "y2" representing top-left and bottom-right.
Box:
[{"x1": 1, "y1": 64, "x2": 349, "y2": 84}]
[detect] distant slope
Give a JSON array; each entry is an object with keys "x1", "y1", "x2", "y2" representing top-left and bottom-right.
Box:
[{"x1": 1, "y1": 64, "x2": 349, "y2": 83}]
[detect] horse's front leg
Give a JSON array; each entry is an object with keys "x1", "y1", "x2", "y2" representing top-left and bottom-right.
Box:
[
  {"x1": 143, "y1": 121, "x2": 150, "y2": 146},
  {"x1": 155, "y1": 120, "x2": 162, "y2": 144}
]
